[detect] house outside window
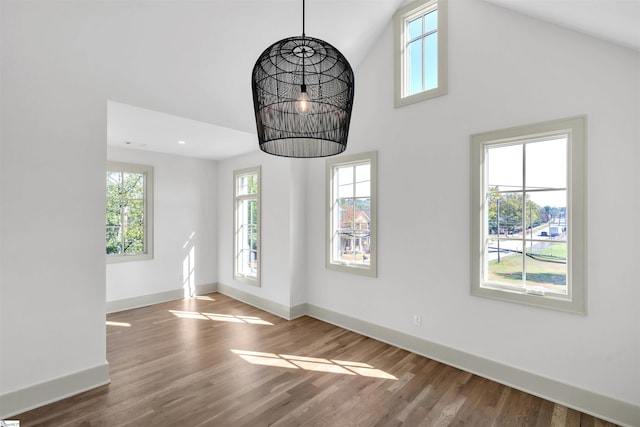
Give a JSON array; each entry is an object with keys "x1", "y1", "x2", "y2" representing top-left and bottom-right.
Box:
[
  {"x1": 471, "y1": 116, "x2": 587, "y2": 313},
  {"x1": 394, "y1": 0, "x2": 448, "y2": 107},
  {"x1": 327, "y1": 151, "x2": 377, "y2": 277},
  {"x1": 106, "y1": 162, "x2": 154, "y2": 262},
  {"x1": 234, "y1": 166, "x2": 261, "y2": 285}
]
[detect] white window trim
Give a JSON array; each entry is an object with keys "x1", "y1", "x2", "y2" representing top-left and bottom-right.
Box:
[
  {"x1": 326, "y1": 151, "x2": 378, "y2": 277},
  {"x1": 394, "y1": 0, "x2": 448, "y2": 108},
  {"x1": 470, "y1": 116, "x2": 587, "y2": 314},
  {"x1": 106, "y1": 161, "x2": 154, "y2": 263},
  {"x1": 233, "y1": 166, "x2": 261, "y2": 286}
]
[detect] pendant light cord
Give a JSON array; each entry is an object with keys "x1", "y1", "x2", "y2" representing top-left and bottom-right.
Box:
[{"x1": 301, "y1": 0, "x2": 306, "y2": 88}]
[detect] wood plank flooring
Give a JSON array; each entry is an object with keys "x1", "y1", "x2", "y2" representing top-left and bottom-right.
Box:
[{"x1": 13, "y1": 293, "x2": 619, "y2": 426}]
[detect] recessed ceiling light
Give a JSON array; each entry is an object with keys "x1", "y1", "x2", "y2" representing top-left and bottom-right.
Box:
[{"x1": 178, "y1": 140, "x2": 186, "y2": 145}]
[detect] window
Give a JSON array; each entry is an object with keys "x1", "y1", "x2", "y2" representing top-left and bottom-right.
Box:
[
  {"x1": 234, "y1": 167, "x2": 261, "y2": 285},
  {"x1": 106, "y1": 162, "x2": 153, "y2": 262},
  {"x1": 471, "y1": 116, "x2": 587, "y2": 313},
  {"x1": 327, "y1": 151, "x2": 377, "y2": 277},
  {"x1": 394, "y1": 0, "x2": 448, "y2": 108}
]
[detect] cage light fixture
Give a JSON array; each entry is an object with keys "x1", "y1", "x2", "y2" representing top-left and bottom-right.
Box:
[{"x1": 251, "y1": 0, "x2": 355, "y2": 158}]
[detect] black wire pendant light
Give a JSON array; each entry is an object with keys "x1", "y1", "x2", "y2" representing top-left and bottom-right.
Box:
[{"x1": 251, "y1": 0, "x2": 355, "y2": 157}]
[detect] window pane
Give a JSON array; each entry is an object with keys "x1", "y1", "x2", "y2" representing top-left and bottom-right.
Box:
[
  {"x1": 528, "y1": 190, "x2": 567, "y2": 241},
  {"x1": 488, "y1": 192, "x2": 524, "y2": 237},
  {"x1": 124, "y1": 239, "x2": 144, "y2": 254},
  {"x1": 355, "y1": 164, "x2": 370, "y2": 183},
  {"x1": 237, "y1": 177, "x2": 245, "y2": 195},
  {"x1": 424, "y1": 9, "x2": 437, "y2": 33},
  {"x1": 338, "y1": 182, "x2": 353, "y2": 198},
  {"x1": 525, "y1": 242, "x2": 567, "y2": 294},
  {"x1": 106, "y1": 204, "x2": 121, "y2": 226},
  {"x1": 106, "y1": 226, "x2": 122, "y2": 254},
  {"x1": 336, "y1": 198, "x2": 355, "y2": 262},
  {"x1": 247, "y1": 175, "x2": 258, "y2": 194},
  {"x1": 107, "y1": 171, "x2": 122, "y2": 189},
  {"x1": 523, "y1": 197, "x2": 542, "y2": 238},
  {"x1": 355, "y1": 181, "x2": 370, "y2": 198},
  {"x1": 355, "y1": 164, "x2": 370, "y2": 197},
  {"x1": 487, "y1": 144, "x2": 523, "y2": 190},
  {"x1": 526, "y1": 137, "x2": 567, "y2": 189},
  {"x1": 338, "y1": 198, "x2": 354, "y2": 231},
  {"x1": 238, "y1": 174, "x2": 258, "y2": 195},
  {"x1": 408, "y1": 39, "x2": 423, "y2": 95},
  {"x1": 355, "y1": 197, "x2": 371, "y2": 232},
  {"x1": 123, "y1": 172, "x2": 144, "y2": 199},
  {"x1": 124, "y1": 219, "x2": 144, "y2": 253},
  {"x1": 424, "y1": 32, "x2": 438, "y2": 91},
  {"x1": 243, "y1": 215, "x2": 258, "y2": 276},
  {"x1": 337, "y1": 166, "x2": 353, "y2": 183},
  {"x1": 487, "y1": 193, "x2": 505, "y2": 237},
  {"x1": 337, "y1": 166, "x2": 354, "y2": 198},
  {"x1": 125, "y1": 200, "x2": 144, "y2": 223},
  {"x1": 487, "y1": 242, "x2": 524, "y2": 287},
  {"x1": 408, "y1": 16, "x2": 422, "y2": 40},
  {"x1": 246, "y1": 200, "x2": 258, "y2": 227},
  {"x1": 527, "y1": 189, "x2": 566, "y2": 211}
]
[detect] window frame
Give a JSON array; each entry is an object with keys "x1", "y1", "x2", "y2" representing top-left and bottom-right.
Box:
[
  {"x1": 470, "y1": 116, "x2": 587, "y2": 314},
  {"x1": 106, "y1": 161, "x2": 154, "y2": 263},
  {"x1": 394, "y1": 0, "x2": 448, "y2": 108},
  {"x1": 233, "y1": 166, "x2": 261, "y2": 286},
  {"x1": 326, "y1": 151, "x2": 378, "y2": 277}
]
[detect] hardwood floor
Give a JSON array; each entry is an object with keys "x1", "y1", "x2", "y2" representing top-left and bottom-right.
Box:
[{"x1": 14, "y1": 293, "x2": 619, "y2": 426}]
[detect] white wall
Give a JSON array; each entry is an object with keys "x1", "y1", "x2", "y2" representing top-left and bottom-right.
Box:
[
  {"x1": 304, "y1": 0, "x2": 639, "y2": 407},
  {"x1": 0, "y1": 0, "x2": 107, "y2": 402},
  {"x1": 106, "y1": 147, "x2": 217, "y2": 303},
  {"x1": 288, "y1": 160, "x2": 308, "y2": 307},
  {"x1": 217, "y1": 151, "x2": 307, "y2": 309}
]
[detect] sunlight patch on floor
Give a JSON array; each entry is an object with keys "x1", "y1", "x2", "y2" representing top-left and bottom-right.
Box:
[
  {"x1": 231, "y1": 349, "x2": 397, "y2": 380},
  {"x1": 106, "y1": 321, "x2": 131, "y2": 327},
  {"x1": 169, "y1": 310, "x2": 273, "y2": 325}
]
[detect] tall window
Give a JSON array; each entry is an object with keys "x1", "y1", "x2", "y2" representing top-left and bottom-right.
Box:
[
  {"x1": 394, "y1": 0, "x2": 448, "y2": 107},
  {"x1": 234, "y1": 167, "x2": 260, "y2": 285},
  {"x1": 471, "y1": 117, "x2": 587, "y2": 313},
  {"x1": 106, "y1": 162, "x2": 153, "y2": 262},
  {"x1": 327, "y1": 151, "x2": 377, "y2": 277}
]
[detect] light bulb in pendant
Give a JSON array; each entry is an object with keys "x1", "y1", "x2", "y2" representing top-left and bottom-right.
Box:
[{"x1": 296, "y1": 84, "x2": 310, "y2": 114}]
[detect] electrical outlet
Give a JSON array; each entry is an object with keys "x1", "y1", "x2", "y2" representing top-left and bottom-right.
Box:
[{"x1": 414, "y1": 314, "x2": 422, "y2": 326}]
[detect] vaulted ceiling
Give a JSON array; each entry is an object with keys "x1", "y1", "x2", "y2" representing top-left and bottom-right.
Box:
[
  {"x1": 106, "y1": 0, "x2": 404, "y2": 159},
  {"x1": 101, "y1": 0, "x2": 639, "y2": 160}
]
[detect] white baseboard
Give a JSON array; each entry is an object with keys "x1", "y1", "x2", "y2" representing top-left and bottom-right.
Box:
[
  {"x1": 0, "y1": 362, "x2": 110, "y2": 420},
  {"x1": 106, "y1": 283, "x2": 218, "y2": 313},
  {"x1": 289, "y1": 302, "x2": 307, "y2": 319},
  {"x1": 303, "y1": 303, "x2": 639, "y2": 427},
  {"x1": 216, "y1": 283, "x2": 298, "y2": 320}
]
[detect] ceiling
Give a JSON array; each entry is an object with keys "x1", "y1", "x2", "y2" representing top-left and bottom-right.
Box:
[
  {"x1": 104, "y1": 0, "x2": 640, "y2": 160},
  {"x1": 108, "y1": 101, "x2": 258, "y2": 159},
  {"x1": 106, "y1": 0, "x2": 404, "y2": 160},
  {"x1": 483, "y1": 0, "x2": 640, "y2": 52}
]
